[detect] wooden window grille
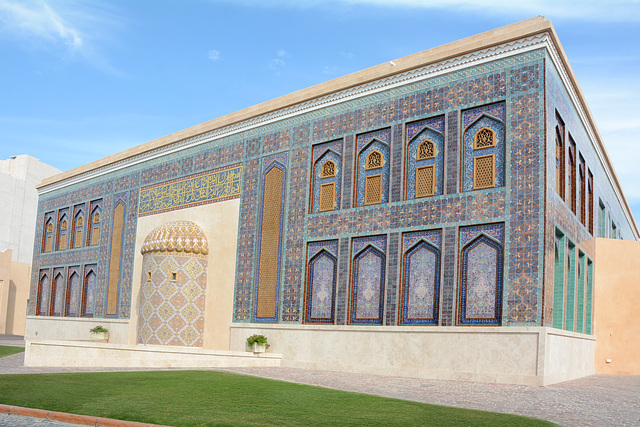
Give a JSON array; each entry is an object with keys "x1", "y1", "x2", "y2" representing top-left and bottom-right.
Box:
[
  {"x1": 473, "y1": 154, "x2": 495, "y2": 189},
  {"x1": 319, "y1": 183, "x2": 336, "y2": 212},
  {"x1": 366, "y1": 150, "x2": 383, "y2": 170},
  {"x1": 416, "y1": 140, "x2": 435, "y2": 160},
  {"x1": 147, "y1": 272, "x2": 152, "y2": 281},
  {"x1": 75, "y1": 229, "x2": 83, "y2": 248},
  {"x1": 473, "y1": 127, "x2": 496, "y2": 150},
  {"x1": 77, "y1": 216, "x2": 83, "y2": 227},
  {"x1": 364, "y1": 174, "x2": 383, "y2": 205},
  {"x1": 58, "y1": 219, "x2": 68, "y2": 251},
  {"x1": 89, "y1": 211, "x2": 101, "y2": 246},
  {"x1": 320, "y1": 160, "x2": 336, "y2": 178},
  {"x1": 43, "y1": 219, "x2": 53, "y2": 253},
  {"x1": 415, "y1": 165, "x2": 435, "y2": 198},
  {"x1": 256, "y1": 167, "x2": 284, "y2": 319}
]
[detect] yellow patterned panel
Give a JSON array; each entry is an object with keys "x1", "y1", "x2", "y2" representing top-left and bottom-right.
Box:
[{"x1": 138, "y1": 164, "x2": 242, "y2": 216}]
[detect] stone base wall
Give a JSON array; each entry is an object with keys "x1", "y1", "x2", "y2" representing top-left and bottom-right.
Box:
[{"x1": 230, "y1": 324, "x2": 594, "y2": 386}]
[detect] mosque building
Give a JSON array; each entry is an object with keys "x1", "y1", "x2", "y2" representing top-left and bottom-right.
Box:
[{"x1": 23, "y1": 17, "x2": 640, "y2": 385}]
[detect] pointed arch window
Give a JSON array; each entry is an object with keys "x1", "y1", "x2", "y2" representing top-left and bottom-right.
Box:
[
  {"x1": 400, "y1": 240, "x2": 441, "y2": 325},
  {"x1": 310, "y1": 144, "x2": 342, "y2": 213},
  {"x1": 458, "y1": 233, "x2": 504, "y2": 325},
  {"x1": 89, "y1": 207, "x2": 101, "y2": 246},
  {"x1": 555, "y1": 116, "x2": 566, "y2": 199},
  {"x1": 51, "y1": 271, "x2": 65, "y2": 316},
  {"x1": 43, "y1": 217, "x2": 54, "y2": 253},
  {"x1": 304, "y1": 248, "x2": 338, "y2": 323},
  {"x1": 57, "y1": 213, "x2": 69, "y2": 251},
  {"x1": 350, "y1": 244, "x2": 386, "y2": 325},
  {"x1": 72, "y1": 207, "x2": 85, "y2": 249},
  {"x1": 66, "y1": 271, "x2": 81, "y2": 317},
  {"x1": 37, "y1": 272, "x2": 51, "y2": 316},
  {"x1": 82, "y1": 266, "x2": 97, "y2": 317}
]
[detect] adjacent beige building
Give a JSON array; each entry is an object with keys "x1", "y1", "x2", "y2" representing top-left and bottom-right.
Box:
[{"x1": 0, "y1": 155, "x2": 60, "y2": 335}]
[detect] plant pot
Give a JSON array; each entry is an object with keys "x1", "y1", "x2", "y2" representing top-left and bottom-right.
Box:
[
  {"x1": 251, "y1": 343, "x2": 267, "y2": 353},
  {"x1": 90, "y1": 331, "x2": 109, "y2": 341}
]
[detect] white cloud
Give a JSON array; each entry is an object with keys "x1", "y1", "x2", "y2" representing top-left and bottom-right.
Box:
[
  {"x1": 225, "y1": 0, "x2": 640, "y2": 22},
  {"x1": 276, "y1": 49, "x2": 289, "y2": 58},
  {"x1": 323, "y1": 65, "x2": 339, "y2": 75},
  {"x1": 269, "y1": 49, "x2": 289, "y2": 74},
  {"x1": 0, "y1": 0, "x2": 122, "y2": 74},
  {"x1": 208, "y1": 49, "x2": 221, "y2": 61}
]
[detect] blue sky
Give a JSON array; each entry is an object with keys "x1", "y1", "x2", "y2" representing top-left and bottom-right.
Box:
[{"x1": 0, "y1": 0, "x2": 639, "y2": 222}]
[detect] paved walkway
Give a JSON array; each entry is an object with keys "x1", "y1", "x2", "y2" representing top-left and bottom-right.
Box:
[{"x1": 2, "y1": 336, "x2": 640, "y2": 426}]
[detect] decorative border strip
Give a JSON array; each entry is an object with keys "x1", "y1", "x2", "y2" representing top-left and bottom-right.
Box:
[{"x1": 138, "y1": 164, "x2": 242, "y2": 216}]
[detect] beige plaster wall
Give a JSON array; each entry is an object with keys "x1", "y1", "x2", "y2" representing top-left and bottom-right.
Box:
[
  {"x1": 130, "y1": 199, "x2": 240, "y2": 350},
  {"x1": 230, "y1": 324, "x2": 595, "y2": 386},
  {"x1": 24, "y1": 316, "x2": 129, "y2": 342},
  {"x1": 594, "y1": 238, "x2": 640, "y2": 374},
  {"x1": 0, "y1": 249, "x2": 31, "y2": 335}
]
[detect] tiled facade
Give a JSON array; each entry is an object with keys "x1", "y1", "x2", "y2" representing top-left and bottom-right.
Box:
[{"x1": 28, "y1": 23, "x2": 637, "y2": 349}]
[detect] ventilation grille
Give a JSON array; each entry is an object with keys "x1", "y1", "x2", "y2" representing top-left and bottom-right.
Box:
[
  {"x1": 319, "y1": 183, "x2": 335, "y2": 212},
  {"x1": 364, "y1": 174, "x2": 383, "y2": 205},
  {"x1": 474, "y1": 155, "x2": 495, "y2": 189},
  {"x1": 474, "y1": 128, "x2": 495, "y2": 149},
  {"x1": 417, "y1": 140, "x2": 435, "y2": 160},
  {"x1": 416, "y1": 165, "x2": 435, "y2": 198}
]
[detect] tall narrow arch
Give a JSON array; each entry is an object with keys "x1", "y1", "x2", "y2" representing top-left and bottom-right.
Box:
[
  {"x1": 405, "y1": 120, "x2": 444, "y2": 200},
  {"x1": 355, "y1": 132, "x2": 390, "y2": 207},
  {"x1": 350, "y1": 244, "x2": 386, "y2": 325},
  {"x1": 57, "y1": 213, "x2": 69, "y2": 251},
  {"x1": 310, "y1": 146, "x2": 342, "y2": 213},
  {"x1": 106, "y1": 201, "x2": 125, "y2": 316},
  {"x1": 51, "y1": 271, "x2": 65, "y2": 316},
  {"x1": 72, "y1": 208, "x2": 85, "y2": 249},
  {"x1": 42, "y1": 216, "x2": 54, "y2": 253},
  {"x1": 66, "y1": 271, "x2": 81, "y2": 317},
  {"x1": 400, "y1": 240, "x2": 441, "y2": 325},
  {"x1": 458, "y1": 234, "x2": 504, "y2": 325},
  {"x1": 254, "y1": 161, "x2": 286, "y2": 322},
  {"x1": 304, "y1": 249, "x2": 338, "y2": 323},
  {"x1": 37, "y1": 273, "x2": 50, "y2": 316},
  {"x1": 462, "y1": 105, "x2": 505, "y2": 192},
  {"x1": 82, "y1": 267, "x2": 97, "y2": 317}
]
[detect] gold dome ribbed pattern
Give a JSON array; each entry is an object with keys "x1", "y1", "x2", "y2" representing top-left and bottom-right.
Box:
[{"x1": 140, "y1": 221, "x2": 208, "y2": 255}]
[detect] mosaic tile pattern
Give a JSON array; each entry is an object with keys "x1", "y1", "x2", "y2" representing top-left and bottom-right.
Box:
[
  {"x1": 441, "y1": 226, "x2": 457, "y2": 326},
  {"x1": 510, "y1": 64, "x2": 540, "y2": 94},
  {"x1": 385, "y1": 233, "x2": 400, "y2": 326},
  {"x1": 341, "y1": 135, "x2": 355, "y2": 209},
  {"x1": 263, "y1": 130, "x2": 291, "y2": 154},
  {"x1": 508, "y1": 92, "x2": 543, "y2": 324},
  {"x1": 458, "y1": 223, "x2": 505, "y2": 325},
  {"x1": 350, "y1": 235, "x2": 387, "y2": 325},
  {"x1": 138, "y1": 253, "x2": 207, "y2": 347},
  {"x1": 233, "y1": 159, "x2": 259, "y2": 321},
  {"x1": 282, "y1": 147, "x2": 308, "y2": 322},
  {"x1": 355, "y1": 128, "x2": 391, "y2": 207},
  {"x1": 304, "y1": 240, "x2": 339, "y2": 323},
  {"x1": 312, "y1": 72, "x2": 506, "y2": 142},
  {"x1": 406, "y1": 116, "x2": 445, "y2": 199},
  {"x1": 390, "y1": 125, "x2": 403, "y2": 203},
  {"x1": 307, "y1": 192, "x2": 506, "y2": 239},
  {"x1": 336, "y1": 238, "x2": 350, "y2": 325}
]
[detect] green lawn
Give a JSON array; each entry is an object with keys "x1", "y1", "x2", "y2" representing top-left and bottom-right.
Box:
[
  {"x1": 0, "y1": 370, "x2": 555, "y2": 426},
  {"x1": 0, "y1": 345, "x2": 24, "y2": 358}
]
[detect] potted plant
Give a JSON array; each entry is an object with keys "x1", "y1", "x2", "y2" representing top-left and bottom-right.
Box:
[
  {"x1": 246, "y1": 334, "x2": 270, "y2": 353},
  {"x1": 90, "y1": 325, "x2": 109, "y2": 341}
]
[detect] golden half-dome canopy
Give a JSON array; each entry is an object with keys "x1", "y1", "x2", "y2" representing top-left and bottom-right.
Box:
[{"x1": 140, "y1": 221, "x2": 208, "y2": 255}]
